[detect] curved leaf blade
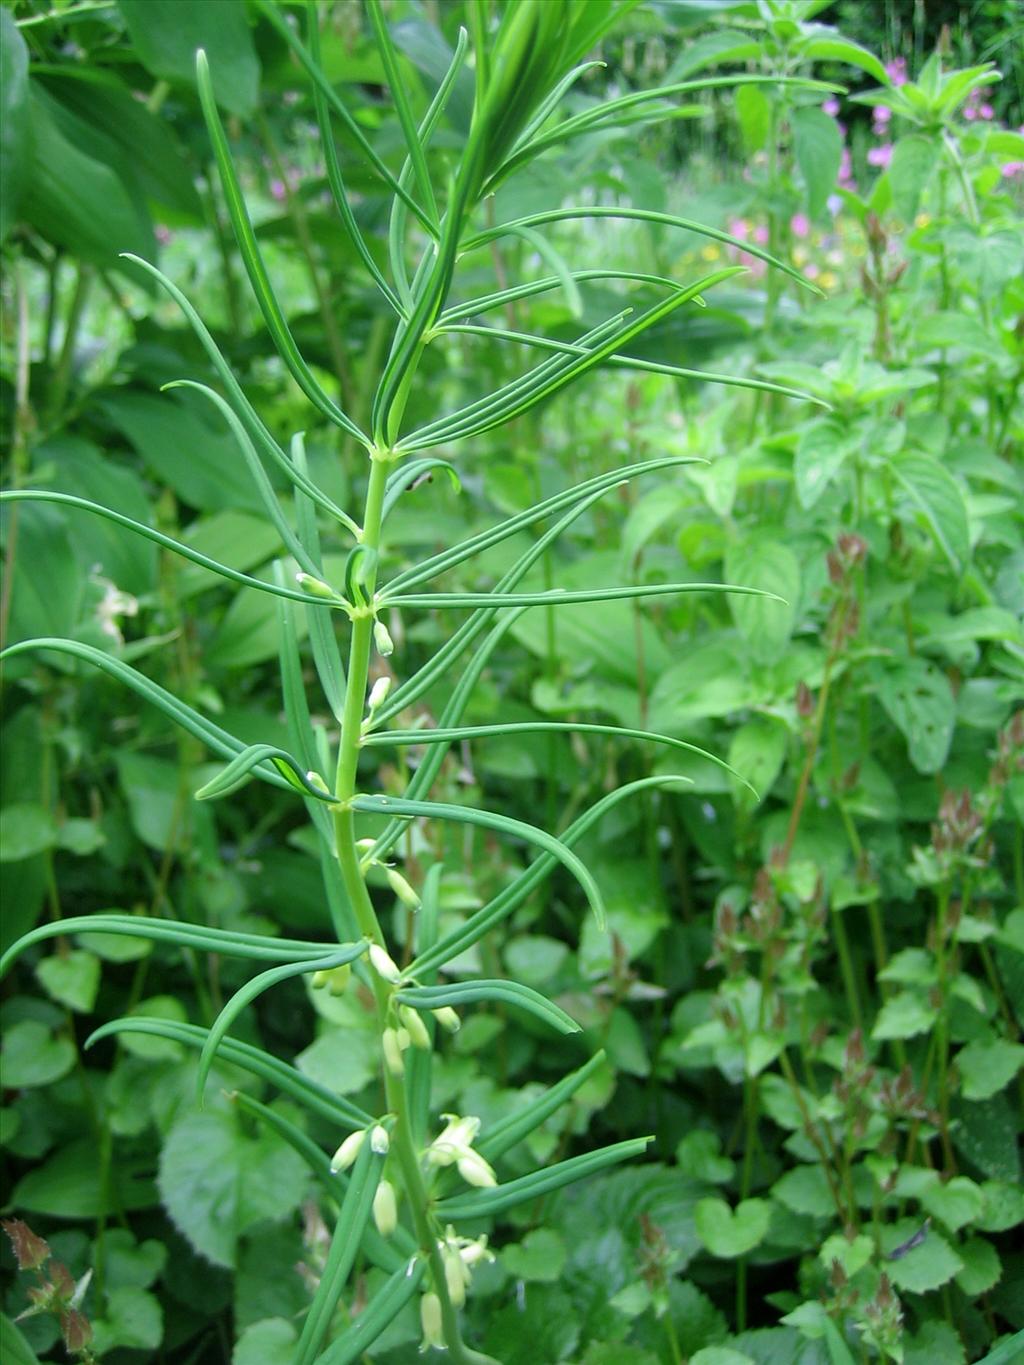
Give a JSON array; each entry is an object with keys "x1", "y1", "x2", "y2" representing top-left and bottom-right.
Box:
[{"x1": 397, "y1": 980, "x2": 581, "y2": 1036}]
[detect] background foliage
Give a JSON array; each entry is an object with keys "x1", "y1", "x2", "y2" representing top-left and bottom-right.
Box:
[{"x1": 1, "y1": 1, "x2": 1022, "y2": 1362}]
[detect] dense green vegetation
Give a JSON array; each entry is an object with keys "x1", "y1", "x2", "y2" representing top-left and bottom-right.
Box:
[{"x1": 1, "y1": 2, "x2": 1022, "y2": 1362}]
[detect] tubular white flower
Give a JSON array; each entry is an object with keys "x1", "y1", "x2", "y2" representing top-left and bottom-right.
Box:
[
  {"x1": 457, "y1": 1149, "x2": 497, "y2": 1188},
  {"x1": 386, "y1": 866, "x2": 420, "y2": 908},
  {"x1": 382, "y1": 1026, "x2": 405, "y2": 1076},
  {"x1": 444, "y1": 1246, "x2": 467, "y2": 1307},
  {"x1": 419, "y1": 1291, "x2": 444, "y2": 1352},
  {"x1": 370, "y1": 1124, "x2": 390, "y2": 1155},
  {"x1": 432, "y1": 1006, "x2": 461, "y2": 1033},
  {"x1": 368, "y1": 675, "x2": 392, "y2": 709},
  {"x1": 400, "y1": 1004, "x2": 431, "y2": 1050}
]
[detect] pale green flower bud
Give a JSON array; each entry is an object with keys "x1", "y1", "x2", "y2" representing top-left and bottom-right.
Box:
[
  {"x1": 444, "y1": 1247, "x2": 468, "y2": 1307},
  {"x1": 312, "y1": 963, "x2": 351, "y2": 995},
  {"x1": 374, "y1": 619, "x2": 395, "y2": 657},
  {"x1": 386, "y1": 867, "x2": 420, "y2": 909},
  {"x1": 330, "y1": 1128, "x2": 366, "y2": 1173},
  {"x1": 432, "y1": 1006, "x2": 461, "y2": 1034},
  {"x1": 370, "y1": 1124, "x2": 390, "y2": 1155},
  {"x1": 382, "y1": 1027, "x2": 405, "y2": 1076},
  {"x1": 457, "y1": 1149, "x2": 497, "y2": 1188},
  {"x1": 305, "y1": 770, "x2": 331, "y2": 795},
  {"x1": 368, "y1": 675, "x2": 392, "y2": 710},
  {"x1": 400, "y1": 1004, "x2": 431, "y2": 1051},
  {"x1": 369, "y1": 943, "x2": 402, "y2": 984},
  {"x1": 295, "y1": 572, "x2": 337, "y2": 600},
  {"x1": 419, "y1": 1291, "x2": 444, "y2": 1352},
  {"x1": 373, "y1": 1179, "x2": 398, "y2": 1237}
]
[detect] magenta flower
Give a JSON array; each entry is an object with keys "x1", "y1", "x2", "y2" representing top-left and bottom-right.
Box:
[
  {"x1": 1001, "y1": 160, "x2": 1024, "y2": 179},
  {"x1": 728, "y1": 217, "x2": 750, "y2": 241},
  {"x1": 270, "y1": 178, "x2": 287, "y2": 201},
  {"x1": 790, "y1": 212, "x2": 810, "y2": 239},
  {"x1": 867, "y1": 144, "x2": 893, "y2": 169},
  {"x1": 753, "y1": 224, "x2": 769, "y2": 245},
  {"x1": 822, "y1": 97, "x2": 840, "y2": 117}
]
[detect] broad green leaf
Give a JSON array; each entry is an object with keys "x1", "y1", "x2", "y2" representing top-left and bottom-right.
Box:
[
  {"x1": 35, "y1": 950, "x2": 100, "y2": 1014},
  {"x1": 955, "y1": 1238, "x2": 1002, "y2": 1297},
  {"x1": 735, "y1": 84, "x2": 770, "y2": 152},
  {"x1": 892, "y1": 452, "x2": 970, "y2": 573},
  {"x1": 889, "y1": 135, "x2": 940, "y2": 221},
  {"x1": 0, "y1": 10, "x2": 30, "y2": 242},
  {"x1": 874, "y1": 658, "x2": 955, "y2": 775},
  {"x1": 694, "y1": 1197, "x2": 771, "y2": 1257},
  {"x1": 725, "y1": 539, "x2": 801, "y2": 665},
  {"x1": 91, "y1": 1286, "x2": 163, "y2": 1355},
  {"x1": 727, "y1": 718, "x2": 787, "y2": 807},
  {"x1": 502, "y1": 1229, "x2": 567, "y2": 1283},
  {"x1": 22, "y1": 85, "x2": 154, "y2": 269},
  {"x1": 871, "y1": 989, "x2": 938, "y2": 1041},
  {"x1": 119, "y1": 0, "x2": 260, "y2": 117},
  {"x1": 13, "y1": 1137, "x2": 157, "y2": 1217},
  {"x1": 0, "y1": 803, "x2": 56, "y2": 862},
  {"x1": 478, "y1": 1051, "x2": 607, "y2": 1161},
  {"x1": 158, "y1": 1108, "x2": 308, "y2": 1268},
  {"x1": 771, "y1": 1164, "x2": 834, "y2": 1218},
  {"x1": 0, "y1": 1313, "x2": 40, "y2": 1365},
  {"x1": 397, "y1": 980, "x2": 581, "y2": 1035},
  {"x1": 0, "y1": 1019, "x2": 74, "y2": 1088},
  {"x1": 800, "y1": 30, "x2": 889, "y2": 84},
  {"x1": 794, "y1": 418, "x2": 859, "y2": 509},
  {"x1": 920, "y1": 1175, "x2": 985, "y2": 1232},
  {"x1": 234, "y1": 1319, "x2": 297, "y2": 1365},
  {"x1": 791, "y1": 106, "x2": 842, "y2": 219},
  {"x1": 881, "y1": 1220, "x2": 963, "y2": 1294},
  {"x1": 956, "y1": 1038, "x2": 1024, "y2": 1101}
]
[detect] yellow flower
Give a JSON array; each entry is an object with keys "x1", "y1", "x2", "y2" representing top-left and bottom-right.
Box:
[{"x1": 700, "y1": 244, "x2": 721, "y2": 262}]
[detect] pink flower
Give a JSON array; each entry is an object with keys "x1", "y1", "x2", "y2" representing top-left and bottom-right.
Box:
[
  {"x1": 728, "y1": 217, "x2": 750, "y2": 241},
  {"x1": 270, "y1": 178, "x2": 287, "y2": 201},
  {"x1": 838, "y1": 148, "x2": 855, "y2": 187},
  {"x1": 1001, "y1": 160, "x2": 1024, "y2": 178},
  {"x1": 867, "y1": 144, "x2": 893, "y2": 169},
  {"x1": 753, "y1": 224, "x2": 769, "y2": 245},
  {"x1": 790, "y1": 212, "x2": 810, "y2": 239},
  {"x1": 155, "y1": 224, "x2": 173, "y2": 245},
  {"x1": 885, "y1": 57, "x2": 907, "y2": 86},
  {"x1": 873, "y1": 105, "x2": 892, "y2": 125},
  {"x1": 804, "y1": 262, "x2": 820, "y2": 279},
  {"x1": 822, "y1": 97, "x2": 840, "y2": 117},
  {"x1": 980, "y1": 103, "x2": 994, "y2": 120}
]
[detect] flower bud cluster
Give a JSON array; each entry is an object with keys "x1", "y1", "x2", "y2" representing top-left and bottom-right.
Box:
[{"x1": 425, "y1": 1113, "x2": 496, "y2": 1188}]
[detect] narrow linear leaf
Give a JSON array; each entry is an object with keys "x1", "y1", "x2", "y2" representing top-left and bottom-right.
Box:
[
  {"x1": 1, "y1": 639, "x2": 294, "y2": 792},
  {"x1": 122, "y1": 254, "x2": 359, "y2": 535},
  {"x1": 290, "y1": 437, "x2": 347, "y2": 720},
  {"x1": 0, "y1": 491, "x2": 317, "y2": 604},
  {"x1": 294, "y1": 1133, "x2": 384, "y2": 1365},
  {"x1": 440, "y1": 268, "x2": 691, "y2": 325},
  {"x1": 364, "y1": 721, "x2": 753, "y2": 795},
  {"x1": 195, "y1": 49, "x2": 367, "y2": 444},
  {"x1": 382, "y1": 458, "x2": 461, "y2": 520},
  {"x1": 477, "y1": 1051, "x2": 607, "y2": 1161},
  {"x1": 385, "y1": 455, "x2": 697, "y2": 596},
  {"x1": 196, "y1": 743, "x2": 336, "y2": 803},
  {"x1": 441, "y1": 321, "x2": 825, "y2": 403},
  {"x1": 315, "y1": 1258, "x2": 426, "y2": 1365},
  {"x1": 86, "y1": 1018, "x2": 372, "y2": 1129},
  {"x1": 397, "y1": 980, "x2": 580, "y2": 1035},
  {"x1": 367, "y1": 0, "x2": 438, "y2": 225},
  {"x1": 352, "y1": 794, "x2": 606, "y2": 928},
  {"x1": 256, "y1": 0, "x2": 436, "y2": 236},
  {"x1": 197, "y1": 946, "x2": 368, "y2": 1102},
  {"x1": 436, "y1": 1137, "x2": 652, "y2": 1220},
  {"x1": 464, "y1": 207, "x2": 821, "y2": 294},
  {"x1": 383, "y1": 581, "x2": 783, "y2": 611},
  {"x1": 410, "y1": 776, "x2": 690, "y2": 977},
  {"x1": 1, "y1": 915, "x2": 333, "y2": 978}
]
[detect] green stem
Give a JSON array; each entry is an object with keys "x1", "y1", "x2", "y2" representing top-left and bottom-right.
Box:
[{"x1": 46, "y1": 262, "x2": 92, "y2": 428}]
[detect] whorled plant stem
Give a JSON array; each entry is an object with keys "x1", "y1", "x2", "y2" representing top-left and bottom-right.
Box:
[{"x1": 329, "y1": 450, "x2": 495, "y2": 1363}]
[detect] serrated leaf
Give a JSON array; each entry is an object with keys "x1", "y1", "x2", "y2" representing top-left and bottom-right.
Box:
[
  {"x1": 883, "y1": 1220, "x2": 963, "y2": 1293},
  {"x1": 872, "y1": 990, "x2": 938, "y2": 1041},
  {"x1": 874, "y1": 658, "x2": 955, "y2": 775},
  {"x1": 892, "y1": 453, "x2": 970, "y2": 574},
  {"x1": 955, "y1": 1237, "x2": 1001, "y2": 1296},
  {"x1": 725, "y1": 539, "x2": 801, "y2": 664},
  {"x1": 956, "y1": 1038, "x2": 1024, "y2": 1101}
]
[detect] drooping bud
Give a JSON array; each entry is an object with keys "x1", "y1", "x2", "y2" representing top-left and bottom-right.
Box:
[
  {"x1": 382, "y1": 1027, "x2": 405, "y2": 1076},
  {"x1": 386, "y1": 867, "x2": 420, "y2": 909},
  {"x1": 396, "y1": 1027, "x2": 412, "y2": 1052},
  {"x1": 295, "y1": 572, "x2": 337, "y2": 600},
  {"x1": 330, "y1": 1128, "x2": 366, "y2": 1173},
  {"x1": 311, "y1": 963, "x2": 352, "y2": 996},
  {"x1": 432, "y1": 1006, "x2": 461, "y2": 1034},
  {"x1": 419, "y1": 1291, "x2": 444, "y2": 1352},
  {"x1": 369, "y1": 943, "x2": 402, "y2": 984},
  {"x1": 305, "y1": 770, "x2": 332, "y2": 796},
  {"x1": 400, "y1": 1004, "x2": 431, "y2": 1050},
  {"x1": 370, "y1": 1124, "x2": 390, "y2": 1155},
  {"x1": 374, "y1": 619, "x2": 395, "y2": 657},
  {"x1": 457, "y1": 1149, "x2": 497, "y2": 1188},
  {"x1": 373, "y1": 1179, "x2": 398, "y2": 1237},
  {"x1": 368, "y1": 676, "x2": 392, "y2": 711}
]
